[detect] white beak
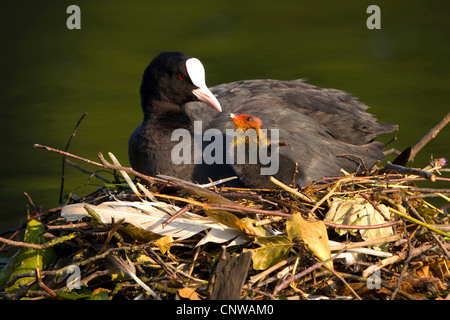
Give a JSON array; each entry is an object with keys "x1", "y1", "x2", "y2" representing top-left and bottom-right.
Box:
[{"x1": 186, "y1": 58, "x2": 222, "y2": 112}]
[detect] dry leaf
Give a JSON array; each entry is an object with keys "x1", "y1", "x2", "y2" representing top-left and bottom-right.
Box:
[
  {"x1": 155, "y1": 236, "x2": 173, "y2": 254},
  {"x1": 325, "y1": 198, "x2": 394, "y2": 248},
  {"x1": 204, "y1": 209, "x2": 251, "y2": 234},
  {"x1": 286, "y1": 213, "x2": 333, "y2": 269},
  {"x1": 241, "y1": 217, "x2": 272, "y2": 237},
  {"x1": 178, "y1": 287, "x2": 200, "y2": 300}
]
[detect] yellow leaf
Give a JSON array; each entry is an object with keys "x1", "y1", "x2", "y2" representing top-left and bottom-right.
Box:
[
  {"x1": 204, "y1": 209, "x2": 251, "y2": 234},
  {"x1": 246, "y1": 236, "x2": 292, "y2": 270},
  {"x1": 155, "y1": 236, "x2": 173, "y2": 254},
  {"x1": 286, "y1": 213, "x2": 333, "y2": 269},
  {"x1": 178, "y1": 287, "x2": 200, "y2": 300},
  {"x1": 92, "y1": 287, "x2": 111, "y2": 295},
  {"x1": 241, "y1": 217, "x2": 272, "y2": 237},
  {"x1": 135, "y1": 253, "x2": 156, "y2": 265}
]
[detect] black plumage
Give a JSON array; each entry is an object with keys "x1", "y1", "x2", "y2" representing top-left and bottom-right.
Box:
[{"x1": 128, "y1": 52, "x2": 397, "y2": 188}]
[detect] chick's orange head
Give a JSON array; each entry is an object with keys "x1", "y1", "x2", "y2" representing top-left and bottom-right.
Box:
[{"x1": 229, "y1": 113, "x2": 263, "y2": 131}]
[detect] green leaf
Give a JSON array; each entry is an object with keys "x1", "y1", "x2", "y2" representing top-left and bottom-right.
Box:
[
  {"x1": 57, "y1": 289, "x2": 109, "y2": 300},
  {"x1": 246, "y1": 236, "x2": 292, "y2": 270},
  {"x1": 0, "y1": 219, "x2": 55, "y2": 292}
]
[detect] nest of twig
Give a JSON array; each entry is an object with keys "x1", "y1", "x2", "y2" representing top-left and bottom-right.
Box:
[
  {"x1": 1, "y1": 149, "x2": 449, "y2": 300},
  {"x1": 0, "y1": 113, "x2": 449, "y2": 301}
]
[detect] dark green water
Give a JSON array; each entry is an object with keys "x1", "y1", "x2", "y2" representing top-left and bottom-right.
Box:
[{"x1": 1, "y1": 1, "x2": 449, "y2": 231}]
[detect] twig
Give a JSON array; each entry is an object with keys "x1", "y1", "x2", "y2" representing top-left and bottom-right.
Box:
[
  {"x1": 389, "y1": 207, "x2": 449, "y2": 237},
  {"x1": 273, "y1": 248, "x2": 345, "y2": 295},
  {"x1": 321, "y1": 219, "x2": 402, "y2": 230},
  {"x1": 207, "y1": 203, "x2": 291, "y2": 217},
  {"x1": 269, "y1": 176, "x2": 314, "y2": 204},
  {"x1": 390, "y1": 238, "x2": 414, "y2": 300},
  {"x1": 362, "y1": 242, "x2": 450, "y2": 278},
  {"x1": 34, "y1": 144, "x2": 163, "y2": 185},
  {"x1": 248, "y1": 257, "x2": 293, "y2": 286},
  {"x1": 0, "y1": 236, "x2": 48, "y2": 250},
  {"x1": 35, "y1": 266, "x2": 57, "y2": 299},
  {"x1": 64, "y1": 159, "x2": 111, "y2": 183},
  {"x1": 35, "y1": 144, "x2": 105, "y2": 168},
  {"x1": 309, "y1": 180, "x2": 340, "y2": 214},
  {"x1": 329, "y1": 234, "x2": 402, "y2": 251},
  {"x1": 242, "y1": 286, "x2": 278, "y2": 300},
  {"x1": 162, "y1": 204, "x2": 192, "y2": 228},
  {"x1": 326, "y1": 267, "x2": 362, "y2": 300},
  {"x1": 339, "y1": 272, "x2": 419, "y2": 300},
  {"x1": 381, "y1": 162, "x2": 436, "y2": 181},
  {"x1": 359, "y1": 193, "x2": 390, "y2": 221},
  {"x1": 403, "y1": 198, "x2": 450, "y2": 260},
  {"x1": 60, "y1": 113, "x2": 87, "y2": 204},
  {"x1": 141, "y1": 246, "x2": 180, "y2": 280},
  {"x1": 338, "y1": 153, "x2": 368, "y2": 173},
  {"x1": 410, "y1": 112, "x2": 450, "y2": 161}
]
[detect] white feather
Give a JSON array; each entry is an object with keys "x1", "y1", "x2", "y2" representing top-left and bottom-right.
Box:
[{"x1": 61, "y1": 201, "x2": 246, "y2": 244}]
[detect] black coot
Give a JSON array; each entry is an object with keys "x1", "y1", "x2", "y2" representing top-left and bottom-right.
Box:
[
  {"x1": 128, "y1": 52, "x2": 222, "y2": 179},
  {"x1": 128, "y1": 52, "x2": 397, "y2": 187}
]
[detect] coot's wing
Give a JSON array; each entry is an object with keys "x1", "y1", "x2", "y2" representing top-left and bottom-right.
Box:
[
  {"x1": 211, "y1": 101, "x2": 386, "y2": 188},
  {"x1": 185, "y1": 79, "x2": 397, "y2": 145}
]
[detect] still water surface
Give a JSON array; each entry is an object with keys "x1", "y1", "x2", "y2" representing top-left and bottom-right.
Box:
[{"x1": 1, "y1": 1, "x2": 449, "y2": 230}]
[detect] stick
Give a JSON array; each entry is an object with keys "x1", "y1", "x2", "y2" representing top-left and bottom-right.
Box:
[
  {"x1": 389, "y1": 207, "x2": 449, "y2": 237},
  {"x1": 403, "y1": 198, "x2": 450, "y2": 260},
  {"x1": 359, "y1": 193, "x2": 391, "y2": 221},
  {"x1": 64, "y1": 159, "x2": 111, "y2": 183},
  {"x1": 362, "y1": 242, "x2": 450, "y2": 278},
  {"x1": 410, "y1": 112, "x2": 450, "y2": 161},
  {"x1": 162, "y1": 204, "x2": 192, "y2": 228},
  {"x1": 322, "y1": 219, "x2": 402, "y2": 230},
  {"x1": 273, "y1": 248, "x2": 345, "y2": 295},
  {"x1": 381, "y1": 162, "x2": 436, "y2": 182},
  {"x1": 269, "y1": 176, "x2": 314, "y2": 203},
  {"x1": 34, "y1": 144, "x2": 163, "y2": 185},
  {"x1": 60, "y1": 113, "x2": 87, "y2": 204},
  {"x1": 329, "y1": 234, "x2": 402, "y2": 251}
]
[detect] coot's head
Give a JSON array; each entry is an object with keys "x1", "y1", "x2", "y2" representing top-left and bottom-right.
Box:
[{"x1": 140, "y1": 51, "x2": 222, "y2": 112}]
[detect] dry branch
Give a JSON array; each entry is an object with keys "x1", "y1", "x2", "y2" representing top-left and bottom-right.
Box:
[{"x1": 410, "y1": 112, "x2": 450, "y2": 161}]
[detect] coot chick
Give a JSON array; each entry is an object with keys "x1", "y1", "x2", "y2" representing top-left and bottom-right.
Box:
[
  {"x1": 128, "y1": 52, "x2": 222, "y2": 179},
  {"x1": 227, "y1": 112, "x2": 386, "y2": 188}
]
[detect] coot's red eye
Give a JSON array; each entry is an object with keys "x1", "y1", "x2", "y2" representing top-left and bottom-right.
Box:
[{"x1": 178, "y1": 73, "x2": 186, "y2": 80}]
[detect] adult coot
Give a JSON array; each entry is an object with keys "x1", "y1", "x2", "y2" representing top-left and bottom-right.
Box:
[
  {"x1": 128, "y1": 52, "x2": 222, "y2": 179},
  {"x1": 128, "y1": 52, "x2": 397, "y2": 187}
]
